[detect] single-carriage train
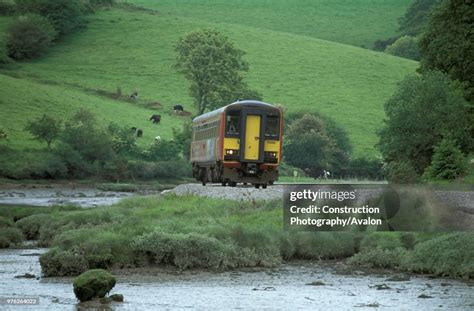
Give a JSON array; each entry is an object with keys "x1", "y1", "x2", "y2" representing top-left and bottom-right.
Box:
[{"x1": 190, "y1": 100, "x2": 283, "y2": 188}]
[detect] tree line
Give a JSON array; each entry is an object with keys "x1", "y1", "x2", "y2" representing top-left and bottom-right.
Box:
[{"x1": 0, "y1": 109, "x2": 191, "y2": 180}]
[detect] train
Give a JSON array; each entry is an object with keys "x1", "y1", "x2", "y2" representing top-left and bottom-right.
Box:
[{"x1": 190, "y1": 100, "x2": 283, "y2": 188}]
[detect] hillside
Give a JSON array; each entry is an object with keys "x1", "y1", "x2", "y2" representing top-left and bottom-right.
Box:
[
  {"x1": 129, "y1": 0, "x2": 412, "y2": 48},
  {"x1": 0, "y1": 2, "x2": 417, "y2": 157}
]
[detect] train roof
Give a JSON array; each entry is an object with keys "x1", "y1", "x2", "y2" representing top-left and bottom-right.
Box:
[{"x1": 192, "y1": 100, "x2": 279, "y2": 123}]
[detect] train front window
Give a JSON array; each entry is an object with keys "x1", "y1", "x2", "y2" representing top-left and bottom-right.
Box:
[
  {"x1": 226, "y1": 112, "x2": 240, "y2": 136},
  {"x1": 265, "y1": 115, "x2": 280, "y2": 139}
]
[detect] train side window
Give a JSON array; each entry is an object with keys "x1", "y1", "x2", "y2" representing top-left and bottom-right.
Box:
[
  {"x1": 265, "y1": 115, "x2": 280, "y2": 139},
  {"x1": 226, "y1": 112, "x2": 240, "y2": 136}
]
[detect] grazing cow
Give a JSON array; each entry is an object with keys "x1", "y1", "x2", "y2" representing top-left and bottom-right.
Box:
[
  {"x1": 136, "y1": 129, "x2": 143, "y2": 137},
  {"x1": 322, "y1": 170, "x2": 331, "y2": 179},
  {"x1": 149, "y1": 114, "x2": 161, "y2": 124},
  {"x1": 130, "y1": 91, "x2": 139, "y2": 100},
  {"x1": 155, "y1": 135, "x2": 161, "y2": 141},
  {"x1": 173, "y1": 104, "x2": 184, "y2": 112}
]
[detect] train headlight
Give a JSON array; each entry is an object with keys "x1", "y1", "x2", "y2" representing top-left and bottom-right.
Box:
[
  {"x1": 225, "y1": 149, "x2": 239, "y2": 155},
  {"x1": 265, "y1": 151, "x2": 277, "y2": 158}
]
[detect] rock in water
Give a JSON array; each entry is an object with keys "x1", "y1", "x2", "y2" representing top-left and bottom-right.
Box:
[
  {"x1": 110, "y1": 294, "x2": 124, "y2": 302},
  {"x1": 73, "y1": 269, "x2": 116, "y2": 302}
]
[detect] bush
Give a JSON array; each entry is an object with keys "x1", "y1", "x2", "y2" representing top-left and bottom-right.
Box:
[
  {"x1": 0, "y1": 44, "x2": 12, "y2": 67},
  {"x1": 408, "y1": 233, "x2": 474, "y2": 278},
  {"x1": 423, "y1": 138, "x2": 467, "y2": 180},
  {"x1": 6, "y1": 14, "x2": 57, "y2": 60},
  {"x1": 128, "y1": 160, "x2": 192, "y2": 179},
  {"x1": 0, "y1": 1, "x2": 15, "y2": 15},
  {"x1": 347, "y1": 157, "x2": 384, "y2": 179},
  {"x1": 291, "y1": 232, "x2": 355, "y2": 259},
  {"x1": 0, "y1": 227, "x2": 24, "y2": 247},
  {"x1": 145, "y1": 140, "x2": 181, "y2": 161},
  {"x1": 15, "y1": 214, "x2": 51, "y2": 239},
  {"x1": 0, "y1": 150, "x2": 67, "y2": 179},
  {"x1": 385, "y1": 35, "x2": 420, "y2": 60},
  {"x1": 385, "y1": 160, "x2": 419, "y2": 183},
  {"x1": 73, "y1": 269, "x2": 116, "y2": 302},
  {"x1": 0, "y1": 215, "x2": 13, "y2": 228},
  {"x1": 39, "y1": 248, "x2": 89, "y2": 276},
  {"x1": 132, "y1": 231, "x2": 237, "y2": 269},
  {"x1": 15, "y1": 0, "x2": 84, "y2": 36},
  {"x1": 348, "y1": 247, "x2": 409, "y2": 269},
  {"x1": 359, "y1": 233, "x2": 403, "y2": 251}
]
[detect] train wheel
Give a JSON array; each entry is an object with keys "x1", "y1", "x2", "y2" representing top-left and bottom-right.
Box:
[
  {"x1": 262, "y1": 183, "x2": 267, "y2": 189},
  {"x1": 200, "y1": 168, "x2": 207, "y2": 186},
  {"x1": 222, "y1": 181, "x2": 227, "y2": 187},
  {"x1": 230, "y1": 181, "x2": 237, "y2": 187},
  {"x1": 254, "y1": 184, "x2": 260, "y2": 189}
]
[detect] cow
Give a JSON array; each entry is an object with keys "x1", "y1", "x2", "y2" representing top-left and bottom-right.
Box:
[
  {"x1": 130, "y1": 127, "x2": 143, "y2": 137},
  {"x1": 173, "y1": 104, "x2": 184, "y2": 112},
  {"x1": 130, "y1": 91, "x2": 139, "y2": 100},
  {"x1": 149, "y1": 114, "x2": 161, "y2": 124},
  {"x1": 155, "y1": 135, "x2": 161, "y2": 141}
]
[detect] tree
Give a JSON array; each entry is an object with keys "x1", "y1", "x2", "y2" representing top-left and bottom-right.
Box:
[
  {"x1": 378, "y1": 71, "x2": 473, "y2": 175},
  {"x1": 25, "y1": 114, "x2": 62, "y2": 150},
  {"x1": 6, "y1": 14, "x2": 57, "y2": 60},
  {"x1": 419, "y1": 0, "x2": 474, "y2": 101},
  {"x1": 15, "y1": 0, "x2": 84, "y2": 36},
  {"x1": 60, "y1": 109, "x2": 113, "y2": 164},
  {"x1": 398, "y1": 0, "x2": 441, "y2": 36},
  {"x1": 385, "y1": 36, "x2": 420, "y2": 61},
  {"x1": 107, "y1": 123, "x2": 137, "y2": 156},
  {"x1": 283, "y1": 114, "x2": 334, "y2": 177},
  {"x1": 172, "y1": 121, "x2": 192, "y2": 161},
  {"x1": 423, "y1": 138, "x2": 467, "y2": 180},
  {"x1": 175, "y1": 29, "x2": 261, "y2": 114}
]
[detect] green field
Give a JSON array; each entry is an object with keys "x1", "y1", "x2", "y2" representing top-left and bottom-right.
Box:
[
  {"x1": 130, "y1": 0, "x2": 412, "y2": 48},
  {"x1": 0, "y1": 1, "x2": 416, "y2": 157}
]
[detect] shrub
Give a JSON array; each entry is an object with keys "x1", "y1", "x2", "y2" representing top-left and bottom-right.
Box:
[
  {"x1": 348, "y1": 247, "x2": 409, "y2": 269},
  {"x1": 73, "y1": 269, "x2": 116, "y2": 302},
  {"x1": 25, "y1": 114, "x2": 62, "y2": 150},
  {"x1": 385, "y1": 160, "x2": 419, "y2": 183},
  {"x1": 15, "y1": 214, "x2": 51, "y2": 239},
  {"x1": 145, "y1": 140, "x2": 181, "y2": 161},
  {"x1": 359, "y1": 233, "x2": 403, "y2": 251},
  {"x1": 40, "y1": 248, "x2": 89, "y2": 276},
  {"x1": 132, "y1": 230, "x2": 237, "y2": 269},
  {"x1": 0, "y1": 236, "x2": 10, "y2": 248},
  {"x1": 0, "y1": 44, "x2": 12, "y2": 67},
  {"x1": 0, "y1": 227, "x2": 24, "y2": 247},
  {"x1": 408, "y1": 233, "x2": 474, "y2": 278},
  {"x1": 385, "y1": 35, "x2": 420, "y2": 60},
  {"x1": 6, "y1": 14, "x2": 57, "y2": 60},
  {"x1": 0, "y1": 215, "x2": 13, "y2": 228},
  {"x1": 423, "y1": 138, "x2": 467, "y2": 180},
  {"x1": 15, "y1": 0, "x2": 84, "y2": 36},
  {"x1": 0, "y1": 150, "x2": 67, "y2": 179},
  {"x1": 0, "y1": 1, "x2": 15, "y2": 15},
  {"x1": 291, "y1": 232, "x2": 355, "y2": 259},
  {"x1": 347, "y1": 157, "x2": 384, "y2": 179}
]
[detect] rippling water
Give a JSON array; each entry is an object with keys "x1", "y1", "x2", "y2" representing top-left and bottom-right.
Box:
[{"x1": 0, "y1": 248, "x2": 472, "y2": 310}]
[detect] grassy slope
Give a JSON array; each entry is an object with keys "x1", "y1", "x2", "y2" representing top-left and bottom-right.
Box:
[
  {"x1": 129, "y1": 0, "x2": 411, "y2": 48},
  {"x1": 0, "y1": 74, "x2": 180, "y2": 150},
  {"x1": 1, "y1": 8, "x2": 416, "y2": 156}
]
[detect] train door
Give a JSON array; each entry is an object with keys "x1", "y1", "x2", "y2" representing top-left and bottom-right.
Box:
[{"x1": 244, "y1": 114, "x2": 261, "y2": 161}]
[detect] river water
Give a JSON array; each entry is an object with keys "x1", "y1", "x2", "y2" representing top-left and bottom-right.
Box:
[{"x1": 0, "y1": 248, "x2": 472, "y2": 310}]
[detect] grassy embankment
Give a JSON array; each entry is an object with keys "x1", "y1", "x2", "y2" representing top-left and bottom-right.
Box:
[
  {"x1": 0, "y1": 2, "x2": 416, "y2": 157},
  {"x1": 0, "y1": 194, "x2": 472, "y2": 279},
  {"x1": 130, "y1": 0, "x2": 411, "y2": 48}
]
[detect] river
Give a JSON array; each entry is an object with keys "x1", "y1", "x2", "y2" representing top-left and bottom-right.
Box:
[{"x1": 0, "y1": 248, "x2": 472, "y2": 310}]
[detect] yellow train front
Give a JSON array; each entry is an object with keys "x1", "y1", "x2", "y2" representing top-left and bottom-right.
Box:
[{"x1": 191, "y1": 100, "x2": 283, "y2": 188}]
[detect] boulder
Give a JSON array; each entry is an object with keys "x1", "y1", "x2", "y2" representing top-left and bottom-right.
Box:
[{"x1": 73, "y1": 269, "x2": 116, "y2": 302}]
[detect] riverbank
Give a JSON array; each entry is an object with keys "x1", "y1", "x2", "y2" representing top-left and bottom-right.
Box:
[
  {"x1": 0, "y1": 193, "x2": 472, "y2": 280},
  {"x1": 0, "y1": 247, "x2": 472, "y2": 310}
]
